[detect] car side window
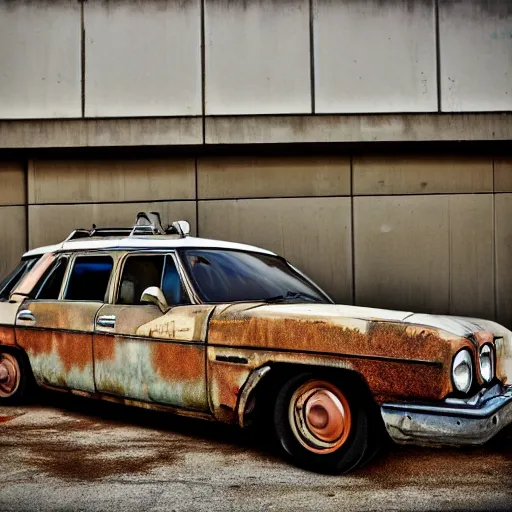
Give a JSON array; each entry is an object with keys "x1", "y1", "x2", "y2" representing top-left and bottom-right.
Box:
[
  {"x1": 64, "y1": 256, "x2": 113, "y2": 302},
  {"x1": 31, "y1": 257, "x2": 69, "y2": 300},
  {"x1": 118, "y1": 255, "x2": 164, "y2": 305},
  {"x1": 162, "y1": 256, "x2": 190, "y2": 306},
  {"x1": 117, "y1": 254, "x2": 190, "y2": 306}
]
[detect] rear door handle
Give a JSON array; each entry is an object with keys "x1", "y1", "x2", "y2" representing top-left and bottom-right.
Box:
[
  {"x1": 17, "y1": 310, "x2": 36, "y2": 322},
  {"x1": 97, "y1": 315, "x2": 116, "y2": 328}
]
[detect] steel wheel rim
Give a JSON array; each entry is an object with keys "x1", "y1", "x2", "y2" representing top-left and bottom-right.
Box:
[
  {"x1": 288, "y1": 380, "x2": 352, "y2": 454},
  {"x1": 0, "y1": 354, "x2": 21, "y2": 398}
]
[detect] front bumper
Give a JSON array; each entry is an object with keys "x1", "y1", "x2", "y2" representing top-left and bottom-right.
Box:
[{"x1": 381, "y1": 384, "x2": 512, "y2": 446}]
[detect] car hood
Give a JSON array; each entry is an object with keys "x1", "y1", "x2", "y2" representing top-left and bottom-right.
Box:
[
  {"x1": 214, "y1": 302, "x2": 512, "y2": 384},
  {"x1": 223, "y1": 303, "x2": 503, "y2": 337}
]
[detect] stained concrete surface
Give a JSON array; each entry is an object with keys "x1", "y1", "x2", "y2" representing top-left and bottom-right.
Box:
[{"x1": 0, "y1": 391, "x2": 511, "y2": 512}]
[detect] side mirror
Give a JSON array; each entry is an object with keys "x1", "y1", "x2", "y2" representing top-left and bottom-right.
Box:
[{"x1": 140, "y1": 286, "x2": 169, "y2": 313}]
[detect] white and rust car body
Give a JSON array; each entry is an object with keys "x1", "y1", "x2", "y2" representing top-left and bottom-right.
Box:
[{"x1": 0, "y1": 213, "x2": 511, "y2": 472}]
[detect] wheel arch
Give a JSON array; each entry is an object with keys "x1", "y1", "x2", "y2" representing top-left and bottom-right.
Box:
[
  {"x1": 0, "y1": 344, "x2": 36, "y2": 382},
  {"x1": 237, "y1": 362, "x2": 379, "y2": 429}
]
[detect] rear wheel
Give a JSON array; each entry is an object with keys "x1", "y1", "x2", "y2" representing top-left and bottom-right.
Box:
[
  {"x1": 274, "y1": 373, "x2": 370, "y2": 474},
  {"x1": 0, "y1": 351, "x2": 30, "y2": 405}
]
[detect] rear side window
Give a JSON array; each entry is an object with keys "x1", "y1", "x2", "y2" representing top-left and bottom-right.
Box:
[
  {"x1": 35, "y1": 257, "x2": 69, "y2": 300},
  {"x1": 64, "y1": 256, "x2": 113, "y2": 302}
]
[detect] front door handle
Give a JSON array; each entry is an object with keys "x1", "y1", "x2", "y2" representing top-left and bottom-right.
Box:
[
  {"x1": 97, "y1": 315, "x2": 116, "y2": 328},
  {"x1": 17, "y1": 310, "x2": 36, "y2": 322}
]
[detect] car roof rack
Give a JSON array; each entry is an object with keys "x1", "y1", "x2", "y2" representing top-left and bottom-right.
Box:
[{"x1": 64, "y1": 211, "x2": 191, "y2": 242}]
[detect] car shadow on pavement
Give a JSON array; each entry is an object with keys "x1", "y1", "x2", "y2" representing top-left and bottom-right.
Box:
[{"x1": 24, "y1": 391, "x2": 512, "y2": 488}]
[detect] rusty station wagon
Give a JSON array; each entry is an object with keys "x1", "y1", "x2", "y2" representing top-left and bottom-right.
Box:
[{"x1": 0, "y1": 212, "x2": 511, "y2": 473}]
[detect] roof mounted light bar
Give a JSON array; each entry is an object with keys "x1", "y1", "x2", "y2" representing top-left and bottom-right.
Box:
[{"x1": 64, "y1": 212, "x2": 191, "y2": 242}]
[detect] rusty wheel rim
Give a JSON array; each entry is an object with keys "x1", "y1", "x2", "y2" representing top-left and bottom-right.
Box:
[
  {"x1": 0, "y1": 354, "x2": 21, "y2": 398},
  {"x1": 288, "y1": 380, "x2": 352, "y2": 454}
]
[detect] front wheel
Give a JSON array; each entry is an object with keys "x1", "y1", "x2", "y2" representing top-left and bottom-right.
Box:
[
  {"x1": 274, "y1": 374, "x2": 370, "y2": 474},
  {"x1": 0, "y1": 351, "x2": 30, "y2": 405}
]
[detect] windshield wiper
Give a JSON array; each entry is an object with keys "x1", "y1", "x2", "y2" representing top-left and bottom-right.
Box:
[{"x1": 263, "y1": 291, "x2": 322, "y2": 303}]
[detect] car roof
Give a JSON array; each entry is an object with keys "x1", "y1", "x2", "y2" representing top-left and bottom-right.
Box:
[{"x1": 23, "y1": 235, "x2": 276, "y2": 258}]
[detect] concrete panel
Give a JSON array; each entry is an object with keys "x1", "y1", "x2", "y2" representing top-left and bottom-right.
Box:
[
  {"x1": 354, "y1": 156, "x2": 492, "y2": 195},
  {"x1": 447, "y1": 195, "x2": 494, "y2": 319},
  {"x1": 0, "y1": 207, "x2": 27, "y2": 279},
  {"x1": 439, "y1": 1, "x2": 512, "y2": 112},
  {"x1": 205, "y1": 0, "x2": 310, "y2": 115},
  {"x1": 0, "y1": 161, "x2": 25, "y2": 205},
  {"x1": 313, "y1": 0, "x2": 436, "y2": 113},
  {"x1": 28, "y1": 159, "x2": 196, "y2": 204},
  {"x1": 0, "y1": 1, "x2": 80, "y2": 119},
  {"x1": 496, "y1": 194, "x2": 512, "y2": 328},
  {"x1": 355, "y1": 195, "x2": 494, "y2": 318},
  {"x1": 85, "y1": 0, "x2": 201, "y2": 117},
  {"x1": 495, "y1": 158, "x2": 512, "y2": 193},
  {"x1": 198, "y1": 156, "x2": 350, "y2": 199},
  {"x1": 198, "y1": 198, "x2": 352, "y2": 303},
  {"x1": 205, "y1": 113, "x2": 512, "y2": 145},
  {"x1": 0, "y1": 118, "x2": 203, "y2": 149},
  {"x1": 28, "y1": 202, "x2": 197, "y2": 250}
]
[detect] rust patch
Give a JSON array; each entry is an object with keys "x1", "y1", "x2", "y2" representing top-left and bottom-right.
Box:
[
  {"x1": 208, "y1": 359, "x2": 250, "y2": 422},
  {"x1": 29, "y1": 301, "x2": 98, "y2": 332},
  {"x1": 19, "y1": 330, "x2": 92, "y2": 373},
  {"x1": 18, "y1": 329, "x2": 54, "y2": 357},
  {"x1": 93, "y1": 334, "x2": 117, "y2": 362},
  {"x1": 0, "y1": 326, "x2": 16, "y2": 346},
  {"x1": 150, "y1": 342, "x2": 204, "y2": 382},
  {"x1": 0, "y1": 415, "x2": 17, "y2": 424},
  {"x1": 475, "y1": 331, "x2": 494, "y2": 346},
  {"x1": 209, "y1": 317, "x2": 458, "y2": 364},
  {"x1": 208, "y1": 315, "x2": 462, "y2": 401}
]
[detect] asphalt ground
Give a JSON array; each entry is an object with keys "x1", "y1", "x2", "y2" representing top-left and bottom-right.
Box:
[{"x1": 0, "y1": 391, "x2": 511, "y2": 512}]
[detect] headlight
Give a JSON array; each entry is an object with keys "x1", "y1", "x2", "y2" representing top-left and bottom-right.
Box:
[
  {"x1": 479, "y1": 344, "x2": 494, "y2": 383},
  {"x1": 452, "y1": 349, "x2": 473, "y2": 394}
]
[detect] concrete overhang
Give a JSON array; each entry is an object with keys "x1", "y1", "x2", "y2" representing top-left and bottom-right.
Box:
[
  {"x1": 0, "y1": 117, "x2": 202, "y2": 149},
  {"x1": 205, "y1": 113, "x2": 512, "y2": 145},
  {"x1": 0, "y1": 113, "x2": 510, "y2": 149}
]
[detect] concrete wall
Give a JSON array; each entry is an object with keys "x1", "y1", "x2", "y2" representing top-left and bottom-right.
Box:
[
  {"x1": 1, "y1": 154, "x2": 511, "y2": 329},
  {"x1": 1, "y1": 0, "x2": 511, "y2": 119}
]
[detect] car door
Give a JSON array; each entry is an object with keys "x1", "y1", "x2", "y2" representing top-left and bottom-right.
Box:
[
  {"x1": 93, "y1": 252, "x2": 214, "y2": 411},
  {"x1": 15, "y1": 253, "x2": 114, "y2": 392}
]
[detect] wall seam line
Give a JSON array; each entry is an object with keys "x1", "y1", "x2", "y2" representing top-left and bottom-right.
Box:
[
  {"x1": 195, "y1": 157, "x2": 200, "y2": 237},
  {"x1": 201, "y1": 0, "x2": 206, "y2": 144},
  {"x1": 309, "y1": 0, "x2": 316, "y2": 114},
  {"x1": 24, "y1": 160, "x2": 30, "y2": 252},
  {"x1": 492, "y1": 157, "x2": 498, "y2": 321},
  {"x1": 80, "y1": 0, "x2": 86, "y2": 118},
  {"x1": 434, "y1": 0, "x2": 442, "y2": 113},
  {"x1": 350, "y1": 155, "x2": 356, "y2": 306}
]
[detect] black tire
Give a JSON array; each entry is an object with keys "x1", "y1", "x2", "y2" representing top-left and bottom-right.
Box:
[
  {"x1": 274, "y1": 372, "x2": 370, "y2": 474},
  {"x1": 0, "y1": 349, "x2": 31, "y2": 405}
]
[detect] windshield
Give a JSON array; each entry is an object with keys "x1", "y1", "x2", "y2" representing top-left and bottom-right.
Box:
[
  {"x1": 181, "y1": 249, "x2": 330, "y2": 304},
  {"x1": 0, "y1": 257, "x2": 40, "y2": 301}
]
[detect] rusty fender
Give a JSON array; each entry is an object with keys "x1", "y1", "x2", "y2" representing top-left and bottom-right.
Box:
[{"x1": 206, "y1": 308, "x2": 474, "y2": 424}]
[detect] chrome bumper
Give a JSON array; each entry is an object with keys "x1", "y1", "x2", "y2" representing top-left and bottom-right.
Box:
[{"x1": 381, "y1": 384, "x2": 512, "y2": 446}]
